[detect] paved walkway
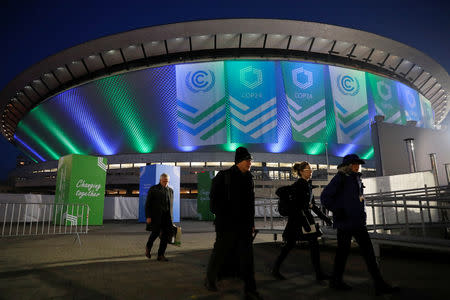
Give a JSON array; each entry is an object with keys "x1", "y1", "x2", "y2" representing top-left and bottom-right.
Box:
[{"x1": 0, "y1": 220, "x2": 449, "y2": 299}]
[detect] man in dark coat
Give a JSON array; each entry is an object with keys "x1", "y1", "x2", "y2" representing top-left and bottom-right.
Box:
[
  {"x1": 320, "y1": 154, "x2": 398, "y2": 295},
  {"x1": 145, "y1": 173, "x2": 173, "y2": 261},
  {"x1": 205, "y1": 147, "x2": 263, "y2": 300}
]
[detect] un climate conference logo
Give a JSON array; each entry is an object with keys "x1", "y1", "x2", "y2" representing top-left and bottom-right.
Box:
[
  {"x1": 240, "y1": 66, "x2": 263, "y2": 89},
  {"x1": 377, "y1": 81, "x2": 392, "y2": 101},
  {"x1": 292, "y1": 67, "x2": 313, "y2": 89},
  {"x1": 185, "y1": 70, "x2": 215, "y2": 93},
  {"x1": 337, "y1": 74, "x2": 360, "y2": 96}
]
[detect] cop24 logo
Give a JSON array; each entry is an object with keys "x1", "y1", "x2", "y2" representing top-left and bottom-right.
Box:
[
  {"x1": 240, "y1": 66, "x2": 263, "y2": 89},
  {"x1": 337, "y1": 74, "x2": 360, "y2": 96},
  {"x1": 185, "y1": 70, "x2": 215, "y2": 93},
  {"x1": 377, "y1": 81, "x2": 392, "y2": 101},
  {"x1": 292, "y1": 67, "x2": 313, "y2": 90}
]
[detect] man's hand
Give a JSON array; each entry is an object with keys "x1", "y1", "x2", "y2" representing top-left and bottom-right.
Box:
[{"x1": 146, "y1": 218, "x2": 151, "y2": 224}]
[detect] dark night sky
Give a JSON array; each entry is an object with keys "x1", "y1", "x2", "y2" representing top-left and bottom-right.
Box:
[{"x1": 1, "y1": 0, "x2": 449, "y2": 180}]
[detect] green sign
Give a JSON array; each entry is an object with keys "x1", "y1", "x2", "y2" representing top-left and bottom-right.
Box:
[
  {"x1": 197, "y1": 172, "x2": 215, "y2": 221},
  {"x1": 55, "y1": 154, "x2": 107, "y2": 225}
]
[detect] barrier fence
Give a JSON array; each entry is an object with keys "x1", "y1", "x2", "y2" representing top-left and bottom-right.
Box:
[
  {"x1": 1, "y1": 203, "x2": 89, "y2": 244},
  {"x1": 255, "y1": 185, "x2": 450, "y2": 256}
]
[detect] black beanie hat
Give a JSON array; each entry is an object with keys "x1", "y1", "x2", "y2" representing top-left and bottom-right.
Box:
[{"x1": 235, "y1": 147, "x2": 252, "y2": 164}]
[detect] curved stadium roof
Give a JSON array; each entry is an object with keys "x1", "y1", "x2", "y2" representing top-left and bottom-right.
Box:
[{"x1": 1, "y1": 18, "x2": 449, "y2": 144}]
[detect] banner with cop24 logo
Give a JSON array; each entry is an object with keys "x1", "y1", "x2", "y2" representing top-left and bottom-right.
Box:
[
  {"x1": 397, "y1": 82, "x2": 422, "y2": 124},
  {"x1": 329, "y1": 66, "x2": 371, "y2": 145},
  {"x1": 366, "y1": 73, "x2": 406, "y2": 125},
  {"x1": 281, "y1": 61, "x2": 327, "y2": 142},
  {"x1": 419, "y1": 94, "x2": 434, "y2": 128},
  {"x1": 176, "y1": 62, "x2": 227, "y2": 146},
  {"x1": 226, "y1": 61, "x2": 278, "y2": 143}
]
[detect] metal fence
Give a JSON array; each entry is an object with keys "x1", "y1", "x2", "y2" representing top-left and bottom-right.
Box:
[
  {"x1": 256, "y1": 185, "x2": 450, "y2": 239},
  {"x1": 1, "y1": 203, "x2": 89, "y2": 243}
]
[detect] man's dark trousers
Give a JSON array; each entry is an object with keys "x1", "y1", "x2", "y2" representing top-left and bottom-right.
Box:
[
  {"x1": 206, "y1": 229, "x2": 256, "y2": 292},
  {"x1": 146, "y1": 211, "x2": 171, "y2": 256},
  {"x1": 333, "y1": 227, "x2": 383, "y2": 283}
]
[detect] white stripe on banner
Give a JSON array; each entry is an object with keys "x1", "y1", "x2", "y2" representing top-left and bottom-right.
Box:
[
  {"x1": 290, "y1": 110, "x2": 326, "y2": 132},
  {"x1": 230, "y1": 96, "x2": 276, "y2": 121},
  {"x1": 231, "y1": 108, "x2": 278, "y2": 133},
  {"x1": 304, "y1": 120, "x2": 327, "y2": 138}
]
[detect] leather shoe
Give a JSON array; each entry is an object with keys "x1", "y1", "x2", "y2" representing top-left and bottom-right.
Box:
[
  {"x1": 145, "y1": 247, "x2": 151, "y2": 259},
  {"x1": 157, "y1": 255, "x2": 168, "y2": 261},
  {"x1": 375, "y1": 282, "x2": 400, "y2": 295},
  {"x1": 203, "y1": 278, "x2": 218, "y2": 292},
  {"x1": 330, "y1": 280, "x2": 352, "y2": 291},
  {"x1": 245, "y1": 290, "x2": 264, "y2": 300},
  {"x1": 271, "y1": 269, "x2": 286, "y2": 280},
  {"x1": 316, "y1": 272, "x2": 331, "y2": 281}
]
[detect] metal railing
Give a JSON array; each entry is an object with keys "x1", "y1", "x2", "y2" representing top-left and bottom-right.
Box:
[
  {"x1": 255, "y1": 185, "x2": 450, "y2": 240},
  {"x1": 1, "y1": 203, "x2": 89, "y2": 244}
]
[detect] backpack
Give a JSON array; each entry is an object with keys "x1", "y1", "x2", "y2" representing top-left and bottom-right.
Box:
[{"x1": 275, "y1": 185, "x2": 294, "y2": 217}]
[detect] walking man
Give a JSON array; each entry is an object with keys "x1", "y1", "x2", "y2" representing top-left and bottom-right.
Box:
[
  {"x1": 320, "y1": 154, "x2": 398, "y2": 295},
  {"x1": 205, "y1": 147, "x2": 263, "y2": 300},
  {"x1": 145, "y1": 173, "x2": 173, "y2": 261}
]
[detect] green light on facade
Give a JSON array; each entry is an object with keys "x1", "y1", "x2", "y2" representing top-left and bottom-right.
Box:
[
  {"x1": 97, "y1": 75, "x2": 153, "y2": 153},
  {"x1": 33, "y1": 107, "x2": 82, "y2": 155},
  {"x1": 221, "y1": 143, "x2": 244, "y2": 152},
  {"x1": 304, "y1": 143, "x2": 325, "y2": 155},
  {"x1": 17, "y1": 122, "x2": 60, "y2": 160},
  {"x1": 361, "y1": 147, "x2": 374, "y2": 159}
]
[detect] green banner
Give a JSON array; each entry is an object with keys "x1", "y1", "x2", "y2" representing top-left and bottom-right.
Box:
[
  {"x1": 55, "y1": 154, "x2": 107, "y2": 225},
  {"x1": 197, "y1": 172, "x2": 214, "y2": 221},
  {"x1": 366, "y1": 73, "x2": 406, "y2": 125}
]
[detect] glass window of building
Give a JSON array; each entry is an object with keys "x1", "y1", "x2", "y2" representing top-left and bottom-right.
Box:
[
  {"x1": 109, "y1": 164, "x2": 120, "y2": 169},
  {"x1": 162, "y1": 162, "x2": 175, "y2": 166},
  {"x1": 132, "y1": 190, "x2": 139, "y2": 195},
  {"x1": 121, "y1": 163, "x2": 133, "y2": 169},
  {"x1": 191, "y1": 162, "x2": 205, "y2": 167},
  {"x1": 151, "y1": 162, "x2": 161, "y2": 165},
  {"x1": 134, "y1": 163, "x2": 146, "y2": 168},
  {"x1": 221, "y1": 162, "x2": 234, "y2": 167},
  {"x1": 206, "y1": 162, "x2": 220, "y2": 167},
  {"x1": 329, "y1": 165, "x2": 338, "y2": 170},
  {"x1": 266, "y1": 162, "x2": 279, "y2": 168},
  {"x1": 318, "y1": 164, "x2": 328, "y2": 169},
  {"x1": 279, "y1": 163, "x2": 291, "y2": 168},
  {"x1": 176, "y1": 162, "x2": 190, "y2": 167},
  {"x1": 251, "y1": 162, "x2": 262, "y2": 167}
]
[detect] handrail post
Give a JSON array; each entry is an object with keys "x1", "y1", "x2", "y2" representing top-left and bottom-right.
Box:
[{"x1": 403, "y1": 195, "x2": 410, "y2": 236}]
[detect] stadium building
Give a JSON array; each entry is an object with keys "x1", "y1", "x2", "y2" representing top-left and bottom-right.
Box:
[{"x1": 1, "y1": 19, "x2": 449, "y2": 196}]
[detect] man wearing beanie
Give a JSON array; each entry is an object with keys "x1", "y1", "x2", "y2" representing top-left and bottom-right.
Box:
[
  {"x1": 205, "y1": 147, "x2": 263, "y2": 300},
  {"x1": 321, "y1": 154, "x2": 398, "y2": 295}
]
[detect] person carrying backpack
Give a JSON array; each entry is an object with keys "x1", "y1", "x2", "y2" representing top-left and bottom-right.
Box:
[
  {"x1": 272, "y1": 161, "x2": 332, "y2": 282},
  {"x1": 320, "y1": 154, "x2": 399, "y2": 295}
]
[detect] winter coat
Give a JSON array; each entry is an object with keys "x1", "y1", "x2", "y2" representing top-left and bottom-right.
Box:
[
  {"x1": 145, "y1": 183, "x2": 174, "y2": 232},
  {"x1": 209, "y1": 165, "x2": 255, "y2": 232},
  {"x1": 320, "y1": 167, "x2": 366, "y2": 230},
  {"x1": 283, "y1": 178, "x2": 330, "y2": 241}
]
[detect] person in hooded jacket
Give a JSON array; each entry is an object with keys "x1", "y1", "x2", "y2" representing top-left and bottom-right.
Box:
[
  {"x1": 320, "y1": 154, "x2": 399, "y2": 295},
  {"x1": 272, "y1": 161, "x2": 332, "y2": 282}
]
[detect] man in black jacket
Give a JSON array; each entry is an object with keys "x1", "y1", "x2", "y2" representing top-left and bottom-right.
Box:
[
  {"x1": 145, "y1": 173, "x2": 173, "y2": 261},
  {"x1": 205, "y1": 147, "x2": 263, "y2": 300}
]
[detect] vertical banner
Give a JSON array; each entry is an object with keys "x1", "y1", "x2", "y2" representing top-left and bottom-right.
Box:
[
  {"x1": 226, "y1": 61, "x2": 278, "y2": 143},
  {"x1": 197, "y1": 172, "x2": 215, "y2": 221},
  {"x1": 176, "y1": 62, "x2": 227, "y2": 146},
  {"x1": 55, "y1": 154, "x2": 107, "y2": 225},
  {"x1": 397, "y1": 82, "x2": 422, "y2": 123},
  {"x1": 281, "y1": 61, "x2": 327, "y2": 142},
  {"x1": 419, "y1": 94, "x2": 434, "y2": 128},
  {"x1": 366, "y1": 73, "x2": 406, "y2": 125},
  {"x1": 329, "y1": 66, "x2": 370, "y2": 145},
  {"x1": 138, "y1": 165, "x2": 180, "y2": 223}
]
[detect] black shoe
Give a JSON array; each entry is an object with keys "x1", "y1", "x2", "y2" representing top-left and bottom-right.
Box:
[
  {"x1": 330, "y1": 280, "x2": 352, "y2": 291},
  {"x1": 245, "y1": 290, "x2": 264, "y2": 300},
  {"x1": 145, "y1": 247, "x2": 151, "y2": 259},
  {"x1": 375, "y1": 282, "x2": 400, "y2": 295},
  {"x1": 272, "y1": 269, "x2": 286, "y2": 280},
  {"x1": 316, "y1": 272, "x2": 331, "y2": 282},
  {"x1": 204, "y1": 278, "x2": 218, "y2": 292},
  {"x1": 157, "y1": 255, "x2": 168, "y2": 261}
]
